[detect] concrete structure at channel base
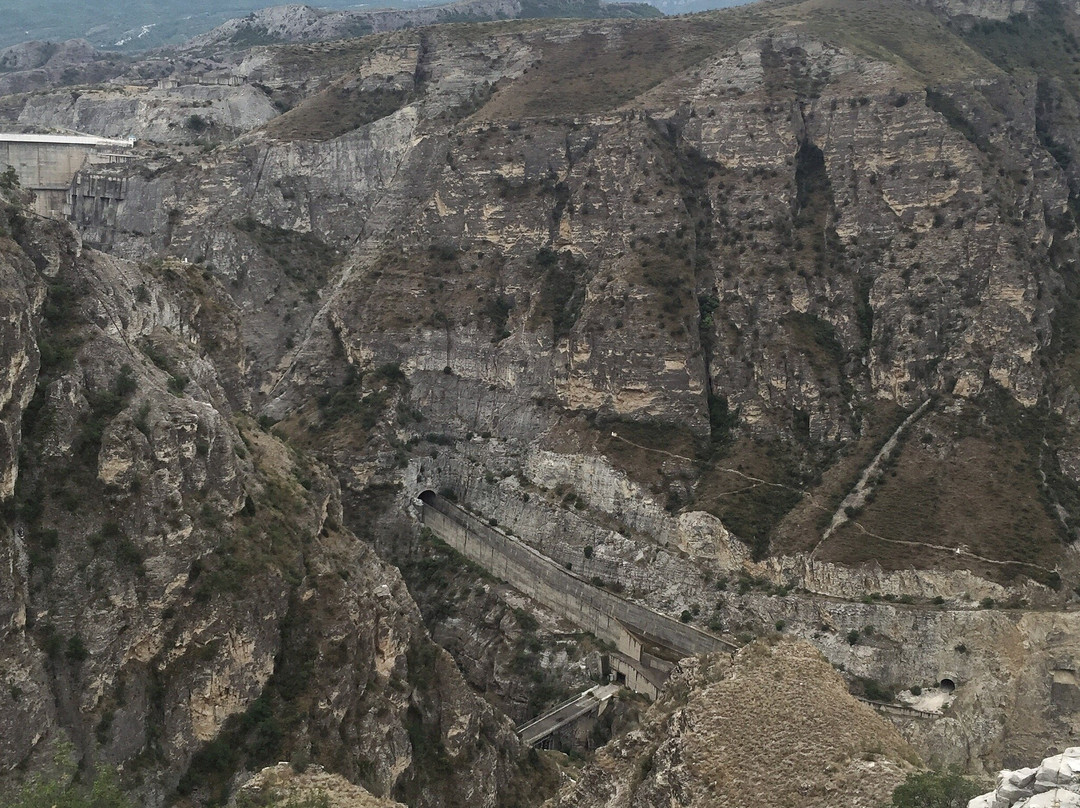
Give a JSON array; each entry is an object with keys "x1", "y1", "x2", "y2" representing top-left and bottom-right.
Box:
[
  {"x1": 416, "y1": 490, "x2": 734, "y2": 702},
  {"x1": 416, "y1": 490, "x2": 945, "y2": 743},
  {"x1": 0, "y1": 133, "x2": 135, "y2": 218}
]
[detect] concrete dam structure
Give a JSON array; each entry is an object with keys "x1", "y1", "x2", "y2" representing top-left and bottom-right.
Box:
[
  {"x1": 0, "y1": 133, "x2": 135, "y2": 218},
  {"x1": 416, "y1": 490, "x2": 734, "y2": 699}
]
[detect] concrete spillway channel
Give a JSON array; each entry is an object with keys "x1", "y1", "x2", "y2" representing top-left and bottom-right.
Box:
[
  {"x1": 416, "y1": 490, "x2": 735, "y2": 701},
  {"x1": 859, "y1": 698, "x2": 942, "y2": 720},
  {"x1": 516, "y1": 684, "x2": 621, "y2": 747}
]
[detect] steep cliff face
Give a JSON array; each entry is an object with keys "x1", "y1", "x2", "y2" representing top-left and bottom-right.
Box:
[
  {"x1": 185, "y1": 0, "x2": 661, "y2": 51},
  {"x1": 0, "y1": 191, "x2": 554, "y2": 808}
]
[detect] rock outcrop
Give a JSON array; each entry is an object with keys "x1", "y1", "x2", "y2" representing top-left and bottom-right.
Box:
[
  {"x1": 236, "y1": 762, "x2": 407, "y2": 808},
  {"x1": 0, "y1": 188, "x2": 552, "y2": 808},
  {"x1": 969, "y1": 748, "x2": 1080, "y2": 807},
  {"x1": 547, "y1": 638, "x2": 918, "y2": 808}
]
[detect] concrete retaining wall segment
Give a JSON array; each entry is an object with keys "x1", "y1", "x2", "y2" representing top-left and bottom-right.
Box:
[{"x1": 418, "y1": 493, "x2": 730, "y2": 659}]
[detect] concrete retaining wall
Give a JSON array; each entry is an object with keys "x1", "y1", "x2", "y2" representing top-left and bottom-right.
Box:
[
  {"x1": 418, "y1": 492, "x2": 732, "y2": 659},
  {"x1": 69, "y1": 172, "x2": 127, "y2": 247},
  {"x1": 609, "y1": 653, "x2": 661, "y2": 699}
]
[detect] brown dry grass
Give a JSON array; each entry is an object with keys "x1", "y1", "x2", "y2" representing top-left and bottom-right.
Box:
[
  {"x1": 676, "y1": 639, "x2": 918, "y2": 807},
  {"x1": 550, "y1": 638, "x2": 917, "y2": 808},
  {"x1": 472, "y1": 10, "x2": 778, "y2": 121},
  {"x1": 815, "y1": 408, "x2": 1067, "y2": 585},
  {"x1": 263, "y1": 82, "x2": 413, "y2": 142},
  {"x1": 542, "y1": 410, "x2": 702, "y2": 497},
  {"x1": 770, "y1": 401, "x2": 907, "y2": 555},
  {"x1": 470, "y1": 0, "x2": 1000, "y2": 122},
  {"x1": 782, "y1": 0, "x2": 998, "y2": 83},
  {"x1": 692, "y1": 438, "x2": 805, "y2": 558}
]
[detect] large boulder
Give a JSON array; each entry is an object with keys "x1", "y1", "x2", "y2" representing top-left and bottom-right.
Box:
[
  {"x1": 998, "y1": 768, "x2": 1038, "y2": 804},
  {"x1": 1035, "y1": 750, "x2": 1080, "y2": 794},
  {"x1": 970, "y1": 751, "x2": 1080, "y2": 808}
]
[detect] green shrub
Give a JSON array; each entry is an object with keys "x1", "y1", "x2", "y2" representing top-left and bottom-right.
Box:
[
  {"x1": 133, "y1": 401, "x2": 152, "y2": 437},
  {"x1": 113, "y1": 365, "x2": 136, "y2": 398},
  {"x1": 0, "y1": 166, "x2": 18, "y2": 190},
  {"x1": 512, "y1": 607, "x2": 539, "y2": 633},
  {"x1": 890, "y1": 770, "x2": 981, "y2": 808},
  {"x1": 168, "y1": 374, "x2": 188, "y2": 395},
  {"x1": 0, "y1": 757, "x2": 130, "y2": 808},
  {"x1": 860, "y1": 677, "x2": 894, "y2": 703},
  {"x1": 116, "y1": 537, "x2": 144, "y2": 569},
  {"x1": 65, "y1": 635, "x2": 89, "y2": 664}
]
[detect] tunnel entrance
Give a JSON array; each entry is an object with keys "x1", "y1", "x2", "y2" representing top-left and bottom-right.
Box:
[
  {"x1": 939, "y1": 678, "x2": 956, "y2": 693},
  {"x1": 418, "y1": 490, "x2": 437, "y2": 505}
]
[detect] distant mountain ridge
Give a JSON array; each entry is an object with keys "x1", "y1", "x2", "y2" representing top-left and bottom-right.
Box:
[
  {"x1": 0, "y1": 0, "x2": 362, "y2": 51},
  {"x1": 185, "y1": 0, "x2": 660, "y2": 49},
  {"x1": 0, "y1": 0, "x2": 665, "y2": 52}
]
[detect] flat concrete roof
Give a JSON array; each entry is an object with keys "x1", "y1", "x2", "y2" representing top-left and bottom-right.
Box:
[{"x1": 0, "y1": 133, "x2": 134, "y2": 148}]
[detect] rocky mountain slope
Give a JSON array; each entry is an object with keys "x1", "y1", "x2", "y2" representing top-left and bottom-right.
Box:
[
  {"x1": 0, "y1": 185, "x2": 556, "y2": 806},
  {"x1": 0, "y1": 40, "x2": 129, "y2": 97},
  {"x1": 547, "y1": 638, "x2": 919, "y2": 808},
  {"x1": 185, "y1": 0, "x2": 660, "y2": 51},
  {"x1": 0, "y1": 0, "x2": 372, "y2": 51},
  {"x1": 53, "y1": 0, "x2": 1080, "y2": 589},
  {"x1": 5, "y1": 0, "x2": 1080, "y2": 803}
]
